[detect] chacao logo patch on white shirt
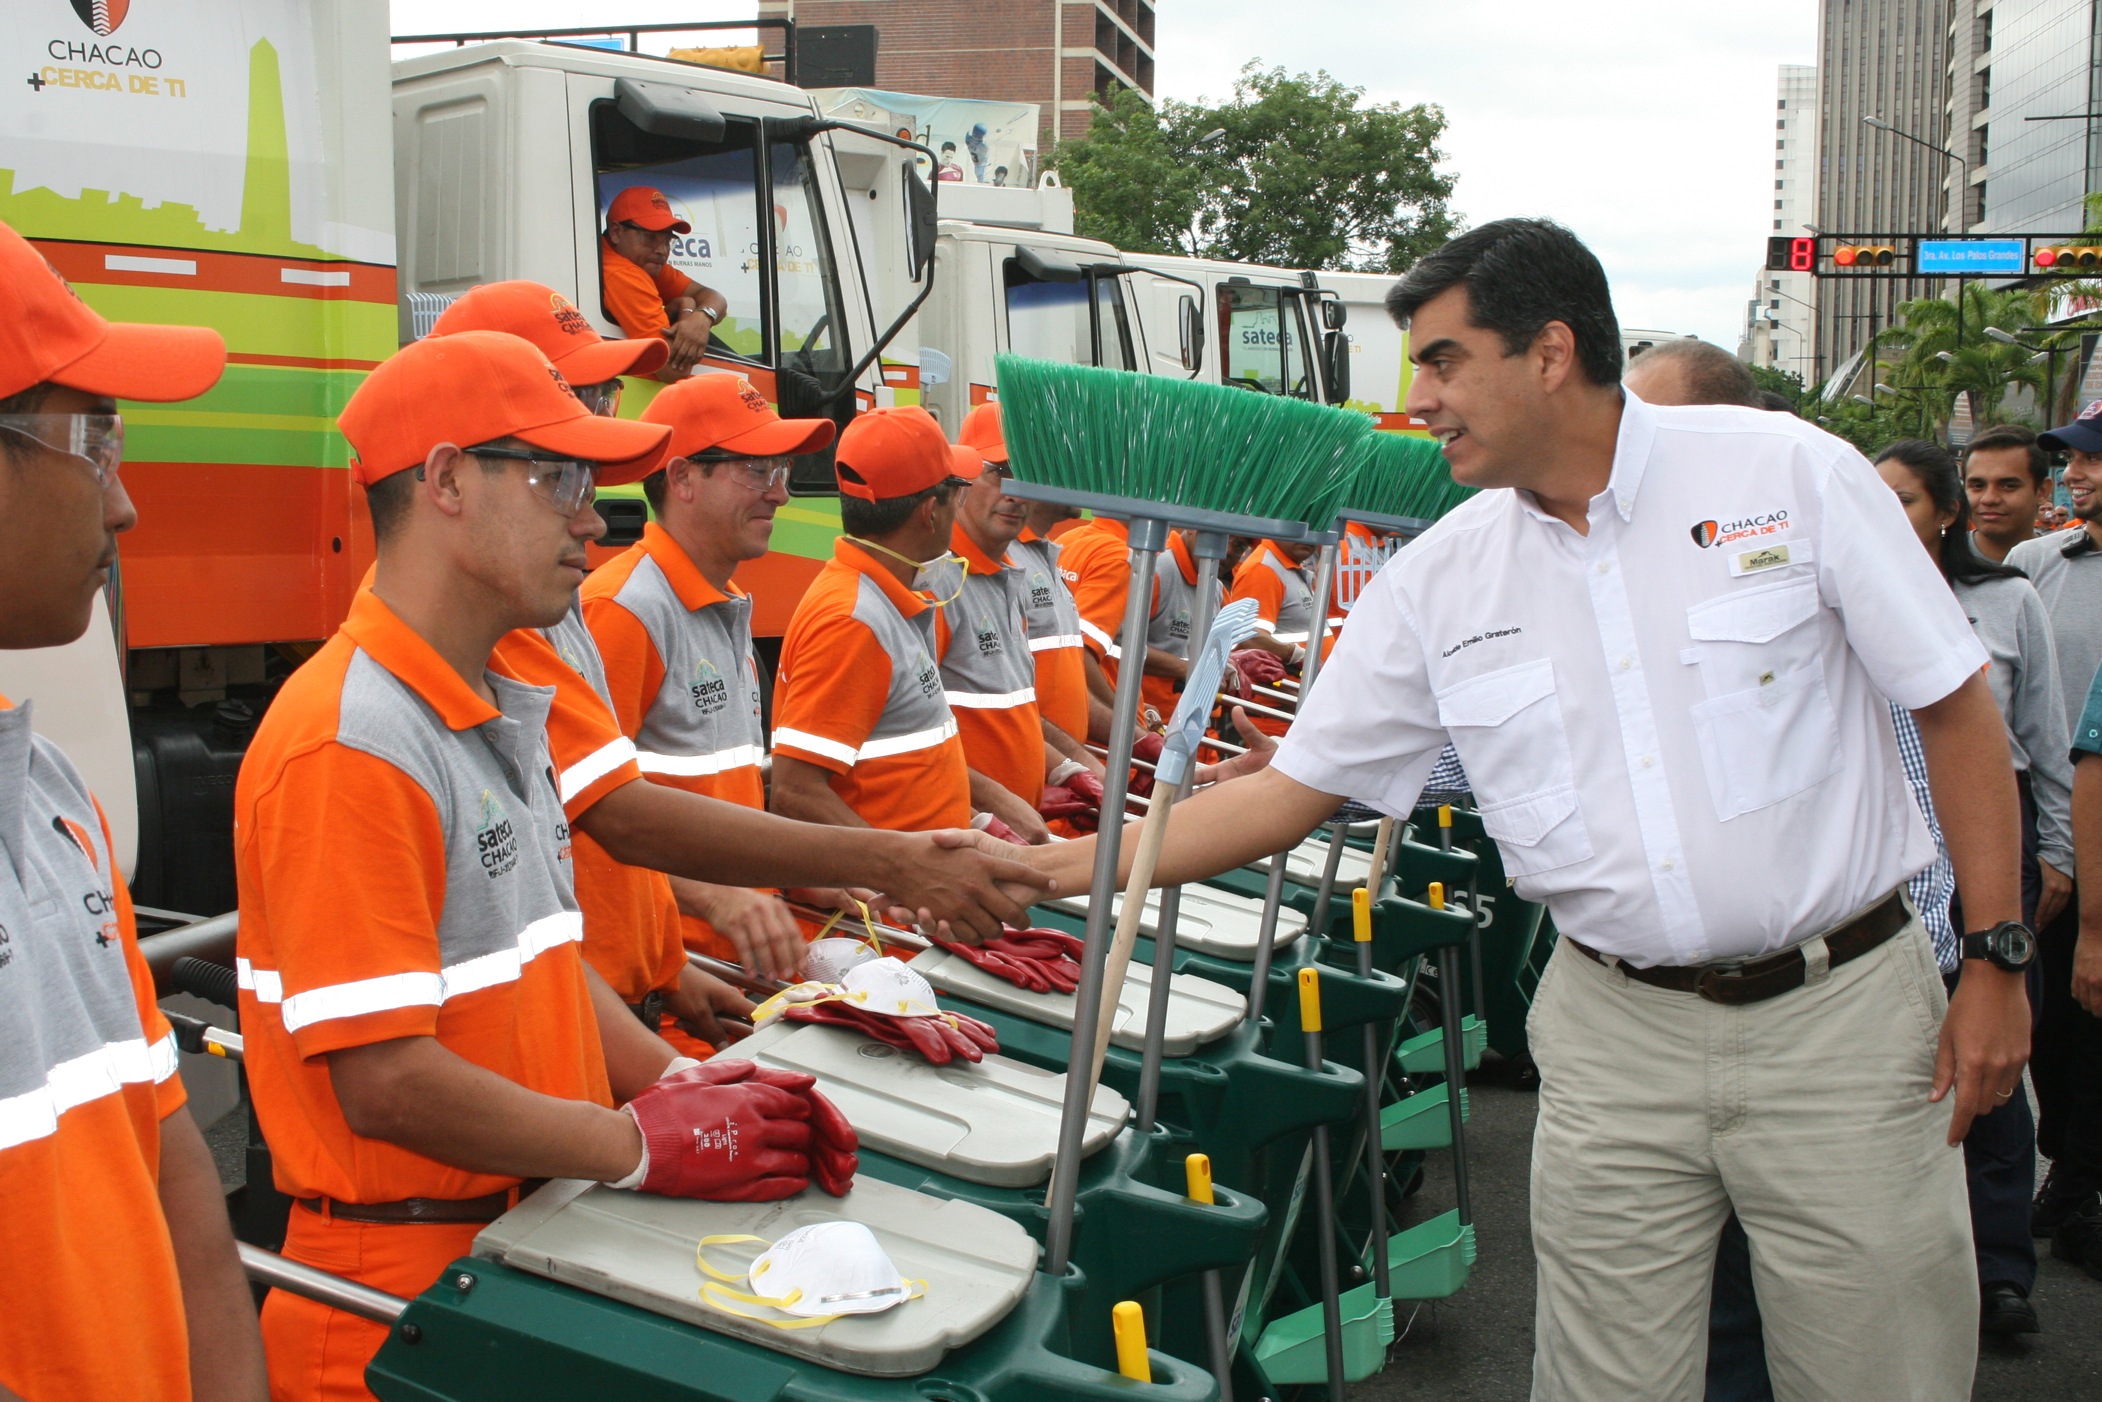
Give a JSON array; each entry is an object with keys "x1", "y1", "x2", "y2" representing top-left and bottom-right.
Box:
[{"x1": 1689, "y1": 509, "x2": 1791, "y2": 550}]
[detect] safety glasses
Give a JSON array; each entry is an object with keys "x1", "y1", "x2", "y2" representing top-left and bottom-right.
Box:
[
  {"x1": 0, "y1": 412, "x2": 125, "y2": 487},
  {"x1": 466, "y1": 445, "x2": 599, "y2": 516},
  {"x1": 697, "y1": 454, "x2": 793, "y2": 492},
  {"x1": 573, "y1": 380, "x2": 624, "y2": 418}
]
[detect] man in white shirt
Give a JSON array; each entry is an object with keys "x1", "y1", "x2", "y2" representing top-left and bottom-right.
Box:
[{"x1": 1034, "y1": 219, "x2": 2031, "y2": 1399}]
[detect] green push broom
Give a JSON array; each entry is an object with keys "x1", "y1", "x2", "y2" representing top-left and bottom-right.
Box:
[{"x1": 995, "y1": 356, "x2": 1371, "y2": 1398}]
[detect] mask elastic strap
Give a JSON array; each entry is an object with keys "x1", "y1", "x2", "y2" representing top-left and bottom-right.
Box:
[
  {"x1": 842, "y1": 535, "x2": 967, "y2": 607},
  {"x1": 695, "y1": 1235, "x2": 925, "y2": 1330}
]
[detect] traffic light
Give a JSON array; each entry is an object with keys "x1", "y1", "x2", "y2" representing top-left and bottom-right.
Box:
[
  {"x1": 1833, "y1": 245, "x2": 1896, "y2": 269},
  {"x1": 2034, "y1": 245, "x2": 2102, "y2": 269},
  {"x1": 1766, "y1": 236, "x2": 1817, "y2": 272}
]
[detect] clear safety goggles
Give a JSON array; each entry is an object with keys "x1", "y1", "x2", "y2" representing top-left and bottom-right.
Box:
[
  {"x1": 697, "y1": 453, "x2": 793, "y2": 493},
  {"x1": 0, "y1": 412, "x2": 125, "y2": 486},
  {"x1": 572, "y1": 380, "x2": 624, "y2": 418},
  {"x1": 465, "y1": 445, "x2": 600, "y2": 516}
]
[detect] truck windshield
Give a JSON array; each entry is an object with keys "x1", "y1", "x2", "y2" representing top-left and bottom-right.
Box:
[
  {"x1": 1219, "y1": 284, "x2": 1316, "y2": 398},
  {"x1": 590, "y1": 109, "x2": 850, "y2": 385},
  {"x1": 1005, "y1": 264, "x2": 1134, "y2": 370}
]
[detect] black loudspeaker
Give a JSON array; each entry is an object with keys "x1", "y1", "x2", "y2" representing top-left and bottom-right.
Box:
[{"x1": 797, "y1": 24, "x2": 877, "y2": 88}]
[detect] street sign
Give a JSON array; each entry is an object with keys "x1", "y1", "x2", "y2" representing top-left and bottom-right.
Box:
[{"x1": 1916, "y1": 239, "x2": 2027, "y2": 274}]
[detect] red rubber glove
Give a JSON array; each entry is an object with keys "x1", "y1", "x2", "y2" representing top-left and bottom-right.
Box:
[
  {"x1": 780, "y1": 999, "x2": 999, "y2": 1065},
  {"x1": 934, "y1": 927, "x2": 1084, "y2": 995},
  {"x1": 1129, "y1": 731, "x2": 1164, "y2": 799},
  {"x1": 1230, "y1": 648, "x2": 1288, "y2": 693},
  {"x1": 621, "y1": 1077, "x2": 814, "y2": 1201},
  {"x1": 1039, "y1": 784, "x2": 1095, "y2": 821},
  {"x1": 1066, "y1": 770, "x2": 1106, "y2": 808},
  {"x1": 659, "y1": 1060, "x2": 858, "y2": 1197},
  {"x1": 979, "y1": 815, "x2": 1025, "y2": 845}
]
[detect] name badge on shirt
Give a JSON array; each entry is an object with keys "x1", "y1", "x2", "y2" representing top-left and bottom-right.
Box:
[{"x1": 1727, "y1": 539, "x2": 1812, "y2": 578}]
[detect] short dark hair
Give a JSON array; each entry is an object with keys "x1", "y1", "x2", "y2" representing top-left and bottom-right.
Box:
[
  {"x1": 365, "y1": 441, "x2": 511, "y2": 543},
  {"x1": 840, "y1": 481, "x2": 946, "y2": 538},
  {"x1": 1627, "y1": 338, "x2": 1758, "y2": 407},
  {"x1": 1965, "y1": 424, "x2": 2049, "y2": 488},
  {"x1": 640, "y1": 457, "x2": 723, "y2": 516},
  {"x1": 1757, "y1": 390, "x2": 1797, "y2": 414},
  {"x1": 0, "y1": 383, "x2": 50, "y2": 462},
  {"x1": 1387, "y1": 218, "x2": 1623, "y2": 387}
]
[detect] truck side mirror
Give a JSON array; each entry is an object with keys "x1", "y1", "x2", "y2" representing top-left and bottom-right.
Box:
[
  {"x1": 1322, "y1": 298, "x2": 1348, "y2": 331},
  {"x1": 613, "y1": 78, "x2": 726, "y2": 143},
  {"x1": 904, "y1": 163, "x2": 937, "y2": 283},
  {"x1": 1179, "y1": 294, "x2": 1205, "y2": 374},
  {"x1": 1323, "y1": 329, "x2": 1351, "y2": 404}
]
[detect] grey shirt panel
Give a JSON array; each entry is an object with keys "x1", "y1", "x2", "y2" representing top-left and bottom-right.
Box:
[
  {"x1": 607, "y1": 553, "x2": 765, "y2": 771},
  {"x1": 1009, "y1": 536, "x2": 1083, "y2": 649},
  {"x1": 2006, "y1": 531, "x2": 2102, "y2": 737},
  {"x1": 938, "y1": 565, "x2": 1038, "y2": 701},
  {"x1": 0, "y1": 703, "x2": 165, "y2": 1111},
  {"x1": 541, "y1": 598, "x2": 616, "y2": 715},
  {"x1": 1149, "y1": 556, "x2": 1199, "y2": 659},
  {"x1": 850, "y1": 575, "x2": 956, "y2": 747},
  {"x1": 330, "y1": 651, "x2": 579, "y2": 974},
  {"x1": 1953, "y1": 574, "x2": 2076, "y2": 872},
  {"x1": 1255, "y1": 549, "x2": 1318, "y2": 641}
]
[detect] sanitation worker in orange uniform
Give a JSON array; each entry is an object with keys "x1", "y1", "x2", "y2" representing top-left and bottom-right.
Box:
[{"x1": 599, "y1": 185, "x2": 730, "y2": 380}]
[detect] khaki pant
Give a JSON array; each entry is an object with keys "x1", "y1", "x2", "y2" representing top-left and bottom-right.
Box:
[{"x1": 1526, "y1": 917, "x2": 1975, "y2": 1401}]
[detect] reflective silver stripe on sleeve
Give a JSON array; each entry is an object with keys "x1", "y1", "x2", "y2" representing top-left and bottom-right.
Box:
[
  {"x1": 243, "y1": 912, "x2": 585, "y2": 1033},
  {"x1": 944, "y1": 687, "x2": 1038, "y2": 710},
  {"x1": 1077, "y1": 618, "x2": 1122, "y2": 659},
  {"x1": 1027, "y1": 633, "x2": 1084, "y2": 652},
  {"x1": 636, "y1": 743, "x2": 766, "y2": 777},
  {"x1": 772, "y1": 727, "x2": 860, "y2": 766},
  {"x1": 1271, "y1": 630, "x2": 1311, "y2": 644},
  {"x1": 558, "y1": 736, "x2": 637, "y2": 804},
  {"x1": 0, "y1": 1034, "x2": 182, "y2": 1153},
  {"x1": 856, "y1": 718, "x2": 960, "y2": 760}
]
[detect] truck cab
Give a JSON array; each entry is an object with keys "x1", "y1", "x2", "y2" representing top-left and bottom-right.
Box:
[{"x1": 1119, "y1": 253, "x2": 1349, "y2": 406}]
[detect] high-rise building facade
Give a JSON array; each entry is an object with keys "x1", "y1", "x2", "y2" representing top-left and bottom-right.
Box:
[
  {"x1": 1746, "y1": 65, "x2": 1822, "y2": 380},
  {"x1": 762, "y1": 0, "x2": 1155, "y2": 145},
  {"x1": 1815, "y1": 0, "x2": 1953, "y2": 379},
  {"x1": 1946, "y1": 0, "x2": 2102, "y2": 236}
]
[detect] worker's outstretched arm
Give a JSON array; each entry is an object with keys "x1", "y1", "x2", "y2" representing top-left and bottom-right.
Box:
[
  {"x1": 970, "y1": 767, "x2": 1051, "y2": 845},
  {"x1": 580, "y1": 769, "x2": 1047, "y2": 940},
  {"x1": 1032, "y1": 763, "x2": 1338, "y2": 893},
  {"x1": 1041, "y1": 718, "x2": 1103, "y2": 776},
  {"x1": 763, "y1": 754, "x2": 870, "y2": 830},
  {"x1": 328, "y1": 1036, "x2": 644, "y2": 1184},
  {"x1": 158, "y1": 1105, "x2": 268, "y2": 1402},
  {"x1": 583, "y1": 961, "x2": 681, "y2": 1100}
]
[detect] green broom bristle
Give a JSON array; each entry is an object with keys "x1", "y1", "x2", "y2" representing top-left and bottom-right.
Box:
[
  {"x1": 995, "y1": 355, "x2": 1373, "y2": 529},
  {"x1": 1343, "y1": 430, "x2": 1476, "y2": 524}
]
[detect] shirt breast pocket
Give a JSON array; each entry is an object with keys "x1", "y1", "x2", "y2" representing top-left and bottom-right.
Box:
[
  {"x1": 1435, "y1": 658, "x2": 1593, "y2": 879},
  {"x1": 1681, "y1": 578, "x2": 1843, "y2": 820}
]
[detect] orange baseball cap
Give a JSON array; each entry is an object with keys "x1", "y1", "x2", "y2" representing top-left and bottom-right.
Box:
[
  {"x1": 339, "y1": 331, "x2": 671, "y2": 489},
  {"x1": 606, "y1": 185, "x2": 692, "y2": 235},
  {"x1": 641, "y1": 372, "x2": 837, "y2": 460},
  {"x1": 957, "y1": 402, "x2": 1008, "y2": 464},
  {"x1": 0, "y1": 218, "x2": 225, "y2": 402},
  {"x1": 431, "y1": 280, "x2": 669, "y2": 382},
  {"x1": 833, "y1": 406, "x2": 977, "y2": 501}
]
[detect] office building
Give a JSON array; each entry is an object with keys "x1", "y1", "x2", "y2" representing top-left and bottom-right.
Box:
[
  {"x1": 1949, "y1": 0, "x2": 2102, "y2": 235},
  {"x1": 1747, "y1": 64, "x2": 1821, "y2": 379},
  {"x1": 763, "y1": 0, "x2": 1155, "y2": 144}
]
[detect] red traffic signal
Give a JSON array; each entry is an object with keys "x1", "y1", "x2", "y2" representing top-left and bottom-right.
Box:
[
  {"x1": 2036, "y1": 245, "x2": 2102, "y2": 269},
  {"x1": 1834, "y1": 245, "x2": 1896, "y2": 269}
]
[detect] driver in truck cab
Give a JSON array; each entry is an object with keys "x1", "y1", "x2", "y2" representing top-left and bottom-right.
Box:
[{"x1": 599, "y1": 185, "x2": 730, "y2": 381}]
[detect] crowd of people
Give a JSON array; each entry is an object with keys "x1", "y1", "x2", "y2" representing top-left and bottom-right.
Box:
[{"x1": 3, "y1": 204, "x2": 2100, "y2": 1402}]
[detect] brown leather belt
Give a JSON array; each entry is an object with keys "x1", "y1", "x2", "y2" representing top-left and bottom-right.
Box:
[
  {"x1": 297, "y1": 1179, "x2": 547, "y2": 1225},
  {"x1": 628, "y1": 990, "x2": 666, "y2": 1030},
  {"x1": 1567, "y1": 891, "x2": 1909, "y2": 1006}
]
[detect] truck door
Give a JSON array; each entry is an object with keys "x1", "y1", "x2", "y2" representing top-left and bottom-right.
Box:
[{"x1": 1218, "y1": 281, "x2": 1320, "y2": 400}]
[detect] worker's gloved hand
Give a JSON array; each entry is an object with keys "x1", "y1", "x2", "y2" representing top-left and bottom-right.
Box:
[
  {"x1": 1128, "y1": 731, "x2": 1165, "y2": 799},
  {"x1": 934, "y1": 926, "x2": 1084, "y2": 994},
  {"x1": 977, "y1": 814, "x2": 1026, "y2": 845},
  {"x1": 1229, "y1": 648, "x2": 1288, "y2": 695},
  {"x1": 1039, "y1": 784, "x2": 1096, "y2": 820},
  {"x1": 617, "y1": 1077, "x2": 814, "y2": 1201},
  {"x1": 658, "y1": 1059, "x2": 859, "y2": 1197},
  {"x1": 1065, "y1": 770, "x2": 1106, "y2": 809},
  {"x1": 779, "y1": 998, "x2": 999, "y2": 1065}
]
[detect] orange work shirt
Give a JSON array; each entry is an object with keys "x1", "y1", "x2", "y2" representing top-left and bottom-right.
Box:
[
  {"x1": 1011, "y1": 526, "x2": 1089, "y2": 742},
  {"x1": 0, "y1": 695, "x2": 191, "y2": 1402},
  {"x1": 773, "y1": 539, "x2": 972, "y2": 832},
  {"x1": 1063, "y1": 518, "x2": 1201, "y2": 718},
  {"x1": 583, "y1": 524, "x2": 771, "y2": 959},
  {"x1": 600, "y1": 236, "x2": 690, "y2": 340},
  {"x1": 937, "y1": 524, "x2": 1045, "y2": 807},
  {"x1": 488, "y1": 604, "x2": 686, "y2": 1005},
  {"x1": 236, "y1": 589, "x2": 612, "y2": 1207}
]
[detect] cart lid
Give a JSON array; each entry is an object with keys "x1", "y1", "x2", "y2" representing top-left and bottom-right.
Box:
[
  {"x1": 474, "y1": 1176, "x2": 1037, "y2": 1377},
  {"x1": 731, "y1": 1019, "x2": 1128, "y2": 1188},
  {"x1": 1036, "y1": 883, "x2": 1304, "y2": 963},
  {"x1": 913, "y1": 946, "x2": 1243, "y2": 1054}
]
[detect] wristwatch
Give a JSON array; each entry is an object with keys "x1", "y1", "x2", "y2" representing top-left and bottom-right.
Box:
[{"x1": 1960, "y1": 921, "x2": 2036, "y2": 973}]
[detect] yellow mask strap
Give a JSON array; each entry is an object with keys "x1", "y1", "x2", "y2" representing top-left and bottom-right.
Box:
[{"x1": 695, "y1": 1235, "x2": 926, "y2": 1331}]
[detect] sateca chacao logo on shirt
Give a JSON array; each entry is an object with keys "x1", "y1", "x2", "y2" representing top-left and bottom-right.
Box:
[
  {"x1": 914, "y1": 651, "x2": 941, "y2": 698},
  {"x1": 1028, "y1": 570, "x2": 1055, "y2": 612},
  {"x1": 973, "y1": 613, "x2": 1003, "y2": 655},
  {"x1": 53, "y1": 814, "x2": 118, "y2": 949},
  {"x1": 690, "y1": 657, "x2": 730, "y2": 715},
  {"x1": 475, "y1": 789, "x2": 519, "y2": 879}
]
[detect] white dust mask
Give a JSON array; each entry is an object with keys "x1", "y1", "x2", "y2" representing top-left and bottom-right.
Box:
[
  {"x1": 697, "y1": 1220, "x2": 925, "y2": 1326},
  {"x1": 841, "y1": 956, "x2": 943, "y2": 1018}
]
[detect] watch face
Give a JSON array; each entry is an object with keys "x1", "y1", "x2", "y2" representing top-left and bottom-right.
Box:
[{"x1": 1996, "y1": 925, "x2": 2035, "y2": 966}]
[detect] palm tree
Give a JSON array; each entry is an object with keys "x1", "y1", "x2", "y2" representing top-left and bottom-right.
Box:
[{"x1": 1869, "y1": 283, "x2": 2050, "y2": 431}]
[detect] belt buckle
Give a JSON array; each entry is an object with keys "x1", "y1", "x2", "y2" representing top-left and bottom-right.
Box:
[{"x1": 1694, "y1": 966, "x2": 1746, "y2": 1005}]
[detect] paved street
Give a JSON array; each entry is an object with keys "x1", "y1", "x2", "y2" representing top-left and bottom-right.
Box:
[{"x1": 1366, "y1": 1058, "x2": 2102, "y2": 1401}]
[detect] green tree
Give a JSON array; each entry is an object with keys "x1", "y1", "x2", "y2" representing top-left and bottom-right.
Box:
[
  {"x1": 1868, "y1": 283, "x2": 2050, "y2": 433},
  {"x1": 1052, "y1": 65, "x2": 1458, "y2": 272},
  {"x1": 1748, "y1": 364, "x2": 1806, "y2": 409}
]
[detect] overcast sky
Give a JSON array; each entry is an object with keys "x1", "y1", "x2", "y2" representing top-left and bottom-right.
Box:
[{"x1": 391, "y1": 0, "x2": 1819, "y2": 347}]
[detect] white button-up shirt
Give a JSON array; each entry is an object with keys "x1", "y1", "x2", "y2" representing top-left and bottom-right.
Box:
[{"x1": 1275, "y1": 393, "x2": 1986, "y2": 967}]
